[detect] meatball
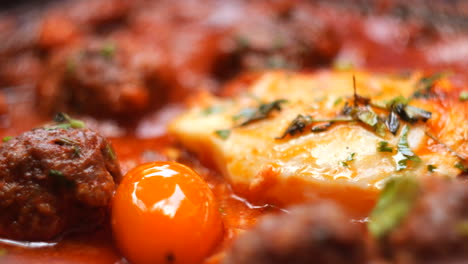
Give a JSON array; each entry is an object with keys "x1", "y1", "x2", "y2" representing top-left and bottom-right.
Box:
[
  {"x1": 224, "y1": 202, "x2": 366, "y2": 264},
  {"x1": 0, "y1": 125, "x2": 121, "y2": 241},
  {"x1": 38, "y1": 38, "x2": 167, "y2": 118},
  {"x1": 214, "y1": 4, "x2": 340, "y2": 81},
  {"x1": 381, "y1": 177, "x2": 468, "y2": 263}
]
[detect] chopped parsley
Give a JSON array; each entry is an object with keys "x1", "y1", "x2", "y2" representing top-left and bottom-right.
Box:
[
  {"x1": 427, "y1": 164, "x2": 437, "y2": 172},
  {"x1": 201, "y1": 105, "x2": 224, "y2": 116},
  {"x1": 368, "y1": 176, "x2": 420, "y2": 238},
  {"x1": 55, "y1": 137, "x2": 81, "y2": 157},
  {"x1": 413, "y1": 72, "x2": 447, "y2": 98},
  {"x1": 101, "y1": 43, "x2": 116, "y2": 59},
  {"x1": 52, "y1": 113, "x2": 85, "y2": 129},
  {"x1": 393, "y1": 125, "x2": 420, "y2": 171},
  {"x1": 236, "y1": 99, "x2": 287, "y2": 126},
  {"x1": 340, "y1": 152, "x2": 356, "y2": 167},
  {"x1": 333, "y1": 97, "x2": 343, "y2": 106},
  {"x1": 460, "y1": 91, "x2": 468, "y2": 102},
  {"x1": 215, "y1": 129, "x2": 231, "y2": 140},
  {"x1": 357, "y1": 109, "x2": 378, "y2": 127},
  {"x1": 455, "y1": 162, "x2": 468, "y2": 172},
  {"x1": 377, "y1": 141, "x2": 393, "y2": 153},
  {"x1": 2, "y1": 136, "x2": 12, "y2": 142},
  {"x1": 0, "y1": 248, "x2": 6, "y2": 257},
  {"x1": 49, "y1": 170, "x2": 74, "y2": 188},
  {"x1": 106, "y1": 144, "x2": 116, "y2": 160}
]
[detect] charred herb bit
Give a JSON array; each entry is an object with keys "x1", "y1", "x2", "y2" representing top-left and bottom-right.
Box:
[
  {"x1": 55, "y1": 137, "x2": 81, "y2": 157},
  {"x1": 2, "y1": 136, "x2": 12, "y2": 142},
  {"x1": 377, "y1": 141, "x2": 393, "y2": 153},
  {"x1": 368, "y1": 176, "x2": 420, "y2": 239},
  {"x1": 311, "y1": 122, "x2": 333, "y2": 132},
  {"x1": 455, "y1": 162, "x2": 468, "y2": 172},
  {"x1": 394, "y1": 104, "x2": 432, "y2": 123},
  {"x1": 393, "y1": 125, "x2": 420, "y2": 171},
  {"x1": 55, "y1": 137, "x2": 79, "y2": 146},
  {"x1": 106, "y1": 144, "x2": 116, "y2": 160},
  {"x1": 385, "y1": 111, "x2": 400, "y2": 135},
  {"x1": 237, "y1": 99, "x2": 288, "y2": 126},
  {"x1": 276, "y1": 114, "x2": 312, "y2": 139},
  {"x1": 49, "y1": 170, "x2": 74, "y2": 188},
  {"x1": 215, "y1": 129, "x2": 231, "y2": 140},
  {"x1": 427, "y1": 164, "x2": 437, "y2": 172},
  {"x1": 460, "y1": 91, "x2": 468, "y2": 102}
]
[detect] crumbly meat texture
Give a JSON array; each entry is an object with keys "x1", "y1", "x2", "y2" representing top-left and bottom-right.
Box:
[
  {"x1": 0, "y1": 127, "x2": 121, "y2": 240},
  {"x1": 38, "y1": 38, "x2": 168, "y2": 118},
  {"x1": 224, "y1": 202, "x2": 366, "y2": 264},
  {"x1": 381, "y1": 177, "x2": 468, "y2": 264}
]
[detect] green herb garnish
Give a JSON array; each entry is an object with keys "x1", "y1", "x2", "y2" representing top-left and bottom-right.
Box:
[
  {"x1": 455, "y1": 162, "x2": 468, "y2": 172},
  {"x1": 427, "y1": 164, "x2": 437, "y2": 172},
  {"x1": 101, "y1": 43, "x2": 116, "y2": 58},
  {"x1": 393, "y1": 125, "x2": 420, "y2": 171},
  {"x1": 368, "y1": 176, "x2": 420, "y2": 238},
  {"x1": 413, "y1": 72, "x2": 447, "y2": 98},
  {"x1": 377, "y1": 141, "x2": 393, "y2": 152},
  {"x1": 2, "y1": 136, "x2": 12, "y2": 142},
  {"x1": 237, "y1": 99, "x2": 287, "y2": 126},
  {"x1": 201, "y1": 105, "x2": 224, "y2": 116},
  {"x1": 55, "y1": 137, "x2": 81, "y2": 157},
  {"x1": 0, "y1": 248, "x2": 6, "y2": 257},
  {"x1": 53, "y1": 113, "x2": 85, "y2": 129},
  {"x1": 340, "y1": 152, "x2": 356, "y2": 167},
  {"x1": 215, "y1": 129, "x2": 231, "y2": 140},
  {"x1": 357, "y1": 109, "x2": 378, "y2": 127},
  {"x1": 106, "y1": 144, "x2": 116, "y2": 160},
  {"x1": 460, "y1": 91, "x2": 468, "y2": 102},
  {"x1": 49, "y1": 170, "x2": 75, "y2": 188},
  {"x1": 333, "y1": 97, "x2": 343, "y2": 106}
]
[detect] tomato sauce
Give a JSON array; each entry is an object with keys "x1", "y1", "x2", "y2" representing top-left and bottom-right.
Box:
[{"x1": 0, "y1": 0, "x2": 467, "y2": 263}]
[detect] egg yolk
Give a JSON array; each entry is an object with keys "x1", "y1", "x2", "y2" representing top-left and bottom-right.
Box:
[{"x1": 111, "y1": 162, "x2": 223, "y2": 264}]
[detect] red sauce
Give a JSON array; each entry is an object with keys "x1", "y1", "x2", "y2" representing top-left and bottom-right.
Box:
[{"x1": 0, "y1": 0, "x2": 467, "y2": 263}]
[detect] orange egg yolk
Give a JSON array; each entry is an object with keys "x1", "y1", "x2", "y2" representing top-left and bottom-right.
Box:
[{"x1": 111, "y1": 162, "x2": 223, "y2": 264}]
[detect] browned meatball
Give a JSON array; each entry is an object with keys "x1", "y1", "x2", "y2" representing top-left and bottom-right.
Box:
[
  {"x1": 38, "y1": 38, "x2": 167, "y2": 118},
  {"x1": 224, "y1": 202, "x2": 366, "y2": 264},
  {"x1": 380, "y1": 177, "x2": 468, "y2": 264},
  {"x1": 214, "y1": 4, "x2": 341, "y2": 81},
  {"x1": 0, "y1": 124, "x2": 121, "y2": 241}
]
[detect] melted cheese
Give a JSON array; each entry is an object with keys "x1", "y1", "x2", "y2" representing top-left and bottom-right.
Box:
[{"x1": 169, "y1": 70, "x2": 467, "y2": 214}]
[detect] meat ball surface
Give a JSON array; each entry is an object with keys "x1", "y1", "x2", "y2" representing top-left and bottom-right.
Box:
[
  {"x1": 0, "y1": 126, "x2": 121, "y2": 241},
  {"x1": 38, "y1": 38, "x2": 166, "y2": 118},
  {"x1": 224, "y1": 201, "x2": 366, "y2": 264},
  {"x1": 381, "y1": 177, "x2": 468, "y2": 264}
]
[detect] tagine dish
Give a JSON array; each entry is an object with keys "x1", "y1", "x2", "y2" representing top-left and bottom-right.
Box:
[{"x1": 0, "y1": 1, "x2": 467, "y2": 263}]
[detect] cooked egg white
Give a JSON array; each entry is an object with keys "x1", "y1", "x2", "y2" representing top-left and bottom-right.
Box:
[{"x1": 169, "y1": 70, "x2": 467, "y2": 213}]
